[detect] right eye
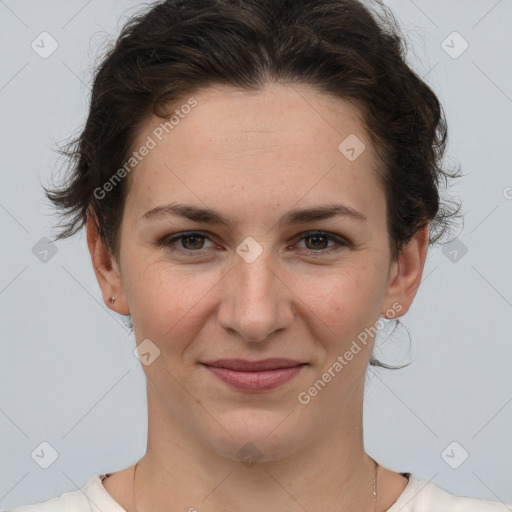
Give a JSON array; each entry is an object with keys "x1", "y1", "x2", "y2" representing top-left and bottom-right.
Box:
[{"x1": 158, "y1": 231, "x2": 218, "y2": 255}]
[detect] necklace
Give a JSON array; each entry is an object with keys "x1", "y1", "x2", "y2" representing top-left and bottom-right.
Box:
[{"x1": 132, "y1": 457, "x2": 379, "y2": 511}]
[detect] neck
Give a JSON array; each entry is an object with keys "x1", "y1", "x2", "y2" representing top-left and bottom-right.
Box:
[{"x1": 133, "y1": 382, "x2": 378, "y2": 512}]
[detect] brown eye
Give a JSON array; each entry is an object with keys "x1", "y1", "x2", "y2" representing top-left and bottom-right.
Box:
[
  {"x1": 304, "y1": 234, "x2": 331, "y2": 250},
  {"x1": 295, "y1": 231, "x2": 348, "y2": 256},
  {"x1": 180, "y1": 234, "x2": 206, "y2": 250},
  {"x1": 158, "y1": 231, "x2": 216, "y2": 254}
]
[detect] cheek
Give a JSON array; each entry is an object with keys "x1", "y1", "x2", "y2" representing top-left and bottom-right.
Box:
[
  {"x1": 126, "y1": 257, "x2": 223, "y2": 347},
  {"x1": 298, "y1": 262, "x2": 386, "y2": 343},
  {"x1": 122, "y1": 236, "x2": 388, "y2": 358}
]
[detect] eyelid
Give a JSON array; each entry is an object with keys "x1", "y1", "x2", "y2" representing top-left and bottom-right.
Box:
[
  {"x1": 158, "y1": 230, "x2": 218, "y2": 252},
  {"x1": 158, "y1": 230, "x2": 350, "y2": 256}
]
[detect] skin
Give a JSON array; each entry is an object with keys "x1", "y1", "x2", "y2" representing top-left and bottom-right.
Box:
[{"x1": 88, "y1": 83, "x2": 429, "y2": 511}]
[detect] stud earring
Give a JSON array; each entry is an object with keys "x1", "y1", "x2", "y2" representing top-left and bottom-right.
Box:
[{"x1": 110, "y1": 296, "x2": 116, "y2": 305}]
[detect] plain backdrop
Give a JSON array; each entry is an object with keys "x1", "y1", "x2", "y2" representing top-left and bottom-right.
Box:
[{"x1": 0, "y1": 0, "x2": 511, "y2": 509}]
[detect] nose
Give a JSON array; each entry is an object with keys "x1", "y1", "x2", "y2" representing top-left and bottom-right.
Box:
[{"x1": 216, "y1": 244, "x2": 294, "y2": 343}]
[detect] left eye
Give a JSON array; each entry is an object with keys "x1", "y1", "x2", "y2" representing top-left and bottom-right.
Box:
[
  {"x1": 296, "y1": 232, "x2": 338, "y2": 251},
  {"x1": 158, "y1": 231, "x2": 347, "y2": 256}
]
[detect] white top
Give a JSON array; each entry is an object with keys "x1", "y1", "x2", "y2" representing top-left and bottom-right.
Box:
[{"x1": 7, "y1": 472, "x2": 509, "y2": 511}]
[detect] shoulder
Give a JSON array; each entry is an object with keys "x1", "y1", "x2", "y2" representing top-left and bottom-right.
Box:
[
  {"x1": 387, "y1": 473, "x2": 510, "y2": 512},
  {"x1": 5, "y1": 474, "x2": 124, "y2": 512},
  {"x1": 6, "y1": 487, "x2": 89, "y2": 512}
]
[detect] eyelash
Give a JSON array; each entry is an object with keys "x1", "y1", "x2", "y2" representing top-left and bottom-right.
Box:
[{"x1": 157, "y1": 230, "x2": 349, "y2": 257}]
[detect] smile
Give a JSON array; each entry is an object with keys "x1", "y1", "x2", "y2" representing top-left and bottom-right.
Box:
[{"x1": 200, "y1": 359, "x2": 308, "y2": 391}]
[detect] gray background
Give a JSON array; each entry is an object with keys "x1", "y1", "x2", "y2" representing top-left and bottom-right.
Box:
[{"x1": 1, "y1": 0, "x2": 511, "y2": 509}]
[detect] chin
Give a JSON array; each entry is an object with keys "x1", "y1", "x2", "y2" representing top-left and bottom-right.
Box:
[{"x1": 200, "y1": 408, "x2": 307, "y2": 464}]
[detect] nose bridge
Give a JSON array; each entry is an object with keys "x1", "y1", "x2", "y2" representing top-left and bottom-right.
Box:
[{"x1": 217, "y1": 242, "x2": 292, "y2": 342}]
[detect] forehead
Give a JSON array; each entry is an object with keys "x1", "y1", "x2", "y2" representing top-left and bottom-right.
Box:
[
  {"x1": 123, "y1": 83, "x2": 384, "y2": 225},
  {"x1": 139, "y1": 83, "x2": 369, "y2": 155}
]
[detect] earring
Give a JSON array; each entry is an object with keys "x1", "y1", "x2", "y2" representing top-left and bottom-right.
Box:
[{"x1": 110, "y1": 296, "x2": 116, "y2": 305}]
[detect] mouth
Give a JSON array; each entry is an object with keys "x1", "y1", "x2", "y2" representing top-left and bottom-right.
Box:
[{"x1": 200, "y1": 358, "x2": 308, "y2": 391}]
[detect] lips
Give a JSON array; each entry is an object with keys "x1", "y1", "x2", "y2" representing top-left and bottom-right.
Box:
[
  {"x1": 201, "y1": 358, "x2": 304, "y2": 371},
  {"x1": 200, "y1": 358, "x2": 307, "y2": 391}
]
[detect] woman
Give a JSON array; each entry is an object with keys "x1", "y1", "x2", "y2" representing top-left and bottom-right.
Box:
[{"x1": 10, "y1": 0, "x2": 508, "y2": 510}]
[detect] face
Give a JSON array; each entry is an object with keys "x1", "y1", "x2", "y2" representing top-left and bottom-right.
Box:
[{"x1": 89, "y1": 83, "x2": 427, "y2": 462}]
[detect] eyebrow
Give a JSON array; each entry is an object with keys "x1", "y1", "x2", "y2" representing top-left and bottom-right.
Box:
[{"x1": 140, "y1": 202, "x2": 367, "y2": 227}]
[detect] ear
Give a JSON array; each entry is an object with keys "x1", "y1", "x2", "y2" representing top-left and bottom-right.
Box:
[
  {"x1": 380, "y1": 224, "x2": 429, "y2": 318},
  {"x1": 86, "y1": 210, "x2": 130, "y2": 314}
]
